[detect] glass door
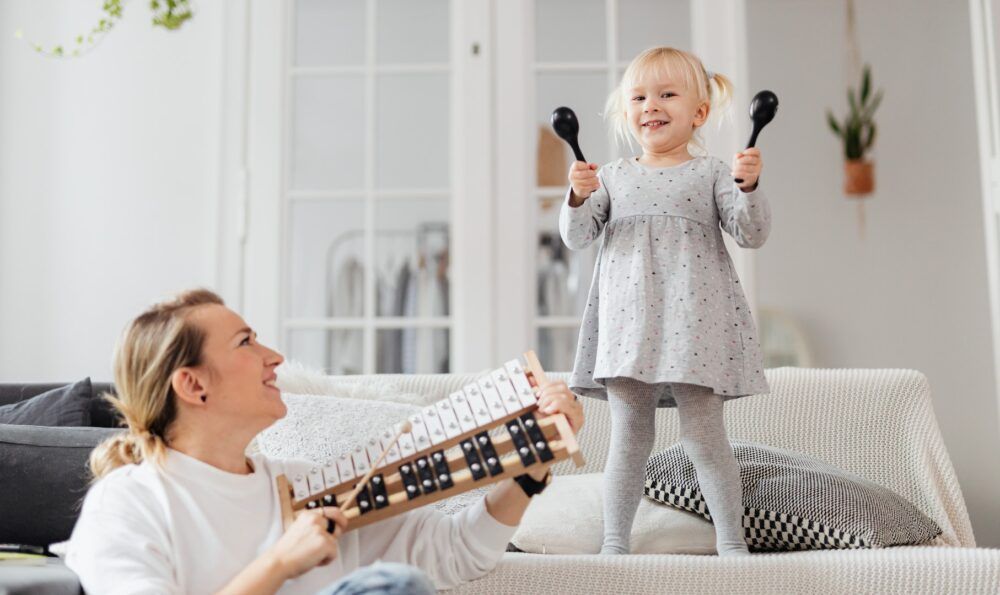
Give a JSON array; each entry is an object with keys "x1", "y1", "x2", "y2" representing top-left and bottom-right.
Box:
[{"x1": 283, "y1": 0, "x2": 454, "y2": 374}]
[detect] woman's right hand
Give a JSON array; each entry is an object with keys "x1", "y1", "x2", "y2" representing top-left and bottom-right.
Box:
[
  {"x1": 268, "y1": 508, "x2": 347, "y2": 580},
  {"x1": 568, "y1": 161, "x2": 600, "y2": 204}
]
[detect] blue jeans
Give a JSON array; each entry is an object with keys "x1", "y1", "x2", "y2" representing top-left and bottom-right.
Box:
[{"x1": 319, "y1": 562, "x2": 436, "y2": 595}]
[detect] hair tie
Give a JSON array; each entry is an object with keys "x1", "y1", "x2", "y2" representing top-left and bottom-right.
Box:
[{"x1": 705, "y1": 69, "x2": 715, "y2": 80}]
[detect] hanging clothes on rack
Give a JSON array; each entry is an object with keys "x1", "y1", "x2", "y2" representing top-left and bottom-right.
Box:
[{"x1": 326, "y1": 255, "x2": 364, "y2": 374}]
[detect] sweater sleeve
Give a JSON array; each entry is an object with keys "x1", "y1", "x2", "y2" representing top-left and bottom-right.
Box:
[
  {"x1": 356, "y1": 497, "x2": 516, "y2": 590},
  {"x1": 713, "y1": 158, "x2": 771, "y2": 248},
  {"x1": 559, "y1": 166, "x2": 612, "y2": 250},
  {"x1": 65, "y1": 477, "x2": 180, "y2": 595}
]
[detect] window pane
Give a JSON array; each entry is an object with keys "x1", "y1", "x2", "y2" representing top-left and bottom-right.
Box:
[
  {"x1": 374, "y1": 197, "x2": 450, "y2": 318},
  {"x1": 536, "y1": 196, "x2": 597, "y2": 318},
  {"x1": 536, "y1": 72, "x2": 612, "y2": 172},
  {"x1": 288, "y1": 199, "x2": 366, "y2": 319},
  {"x1": 535, "y1": 0, "x2": 605, "y2": 63},
  {"x1": 286, "y1": 328, "x2": 365, "y2": 375},
  {"x1": 618, "y1": 0, "x2": 692, "y2": 59},
  {"x1": 376, "y1": 73, "x2": 450, "y2": 189},
  {"x1": 377, "y1": 328, "x2": 450, "y2": 373},
  {"x1": 376, "y1": 0, "x2": 450, "y2": 64},
  {"x1": 291, "y1": 76, "x2": 366, "y2": 190},
  {"x1": 294, "y1": 0, "x2": 366, "y2": 67},
  {"x1": 537, "y1": 327, "x2": 579, "y2": 372}
]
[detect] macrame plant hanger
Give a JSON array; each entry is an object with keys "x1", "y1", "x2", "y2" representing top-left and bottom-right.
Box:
[{"x1": 847, "y1": 0, "x2": 867, "y2": 238}]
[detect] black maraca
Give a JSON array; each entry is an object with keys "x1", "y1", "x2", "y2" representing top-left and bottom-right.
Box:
[
  {"x1": 734, "y1": 90, "x2": 779, "y2": 185},
  {"x1": 551, "y1": 106, "x2": 586, "y2": 163}
]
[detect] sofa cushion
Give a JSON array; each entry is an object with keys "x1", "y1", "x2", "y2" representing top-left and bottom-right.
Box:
[
  {"x1": 0, "y1": 424, "x2": 123, "y2": 547},
  {"x1": 645, "y1": 441, "x2": 942, "y2": 550},
  {"x1": 511, "y1": 473, "x2": 717, "y2": 554},
  {"x1": 0, "y1": 378, "x2": 93, "y2": 427}
]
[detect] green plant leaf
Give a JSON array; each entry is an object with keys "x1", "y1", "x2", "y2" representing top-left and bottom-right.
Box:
[
  {"x1": 861, "y1": 65, "x2": 871, "y2": 104},
  {"x1": 865, "y1": 123, "x2": 877, "y2": 150},
  {"x1": 848, "y1": 88, "x2": 860, "y2": 117},
  {"x1": 827, "y1": 111, "x2": 842, "y2": 136},
  {"x1": 863, "y1": 90, "x2": 883, "y2": 120}
]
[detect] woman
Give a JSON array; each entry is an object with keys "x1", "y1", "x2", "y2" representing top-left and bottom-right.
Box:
[{"x1": 65, "y1": 289, "x2": 584, "y2": 594}]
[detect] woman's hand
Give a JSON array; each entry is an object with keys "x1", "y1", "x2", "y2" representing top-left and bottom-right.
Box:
[
  {"x1": 536, "y1": 380, "x2": 583, "y2": 434},
  {"x1": 216, "y1": 507, "x2": 348, "y2": 595},
  {"x1": 267, "y1": 508, "x2": 347, "y2": 580},
  {"x1": 732, "y1": 147, "x2": 763, "y2": 192},
  {"x1": 527, "y1": 380, "x2": 584, "y2": 481},
  {"x1": 568, "y1": 161, "x2": 600, "y2": 205},
  {"x1": 484, "y1": 380, "x2": 585, "y2": 524}
]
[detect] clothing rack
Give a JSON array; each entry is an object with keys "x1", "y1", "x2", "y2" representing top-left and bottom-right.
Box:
[{"x1": 323, "y1": 223, "x2": 450, "y2": 374}]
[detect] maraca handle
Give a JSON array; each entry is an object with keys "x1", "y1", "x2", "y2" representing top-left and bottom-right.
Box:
[{"x1": 570, "y1": 141, "x2": 586, "y2": 164}]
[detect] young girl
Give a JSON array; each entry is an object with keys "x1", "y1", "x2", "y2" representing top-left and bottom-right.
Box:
[{"x1": 559, "y1": 47, "x2": 770, "y2": 556}]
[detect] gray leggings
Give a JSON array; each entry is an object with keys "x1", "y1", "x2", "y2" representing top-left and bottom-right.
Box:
[{"x1": 601, "y1": 377, "x2": 749, "y2": 556}]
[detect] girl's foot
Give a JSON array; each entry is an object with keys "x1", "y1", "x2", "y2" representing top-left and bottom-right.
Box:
[{"x1": 716, "y1": 541, "x2": 751, "y2": 557}]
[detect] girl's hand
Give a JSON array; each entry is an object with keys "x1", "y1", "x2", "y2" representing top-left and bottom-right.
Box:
[
  {"x1": 267, "y1": 507, "x2": 347, "y2": 580},
  {"x1": 732, "y1": 147, "x2": 763, "y2": 191},
  {"x1": 568, "y1": 161, "x2": 601, "y2": 204}
]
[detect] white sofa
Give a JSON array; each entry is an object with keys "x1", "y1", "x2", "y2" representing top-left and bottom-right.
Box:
[{"x1": 298, "y1": 367, "x2": 1000, "y2": 594}]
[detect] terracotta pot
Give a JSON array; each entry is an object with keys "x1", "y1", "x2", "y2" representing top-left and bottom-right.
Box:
[{"x1": 844, "y1": 159, "x2": 874, "y2": 196}]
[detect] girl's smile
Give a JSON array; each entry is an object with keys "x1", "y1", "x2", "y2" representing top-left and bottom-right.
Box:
[{"x1": 625, "y1": 73, "x2": 709, "y2": 164}]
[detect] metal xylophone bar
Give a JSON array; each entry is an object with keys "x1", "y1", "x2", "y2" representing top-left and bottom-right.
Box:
[{"x1": 276, "y1": 351, "x2": 584, "y2": 532}]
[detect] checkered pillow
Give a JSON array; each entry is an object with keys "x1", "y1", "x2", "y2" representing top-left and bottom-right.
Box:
[{"x1": 644, "y1": 441, "x2": 941, "y2": 551}]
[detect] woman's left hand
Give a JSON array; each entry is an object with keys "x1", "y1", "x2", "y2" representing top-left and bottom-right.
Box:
[
  {"x1": 732, "y1": 147, "x2": 763, "y2": 191},
  {"x1": 524, "y1": 380, "x2": 584, "y2": 482},
  {"x1": 536, "y1": 380, "x2": 584, "y2": 434}
]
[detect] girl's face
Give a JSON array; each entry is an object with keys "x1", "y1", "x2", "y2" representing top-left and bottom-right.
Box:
[
  {"x1": 189, "y1": 304, "x2": 287, "y2": 430},
  {"x1": 625, "y1": 67, "x2": 708, "y2": 156}
]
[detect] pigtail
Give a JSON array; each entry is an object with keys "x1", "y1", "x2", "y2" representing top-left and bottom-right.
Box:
[{"x1": 706, "y1": 70, "x2": 734, "y2": 115}]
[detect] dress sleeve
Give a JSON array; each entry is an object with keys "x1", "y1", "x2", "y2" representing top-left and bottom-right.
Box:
[
  {"x1": 65, "y1": 480, "x2": 180, "y2": 595},
  {"x1": 559, "y1": 166, "x2": 611, "y2": 250},
  {"x1": 355, "y1": 497, "x2": 516, "y2": 590},
  {"x1": 713, "y1": 158, "x2": 771, "y2": 248}
]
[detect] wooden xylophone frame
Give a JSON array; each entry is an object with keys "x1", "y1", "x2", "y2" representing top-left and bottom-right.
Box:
[{"x1": 275, "y1": 351, "x2": 584, "y2": 532}]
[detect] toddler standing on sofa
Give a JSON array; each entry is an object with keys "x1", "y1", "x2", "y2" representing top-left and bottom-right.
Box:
[{"x1": 559, "y1": 46, "x2": 771, "y2": 556}]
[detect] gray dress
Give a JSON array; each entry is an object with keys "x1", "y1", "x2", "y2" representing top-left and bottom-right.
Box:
[{"x1": 559, "y1": 156, "x2": 771, "y2": 407}]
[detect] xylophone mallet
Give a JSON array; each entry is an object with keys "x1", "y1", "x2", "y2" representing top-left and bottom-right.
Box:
[{"x1": 339, "y1": 420, "x2": 413, "y2": 513}]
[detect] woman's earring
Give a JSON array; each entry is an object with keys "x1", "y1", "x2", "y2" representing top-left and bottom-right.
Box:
[{"x1": 200, "y1": 395, "x2": 207, "y2": 403}]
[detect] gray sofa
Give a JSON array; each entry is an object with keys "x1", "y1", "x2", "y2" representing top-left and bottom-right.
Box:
[{"x1": 0, "y1": 382, "x2": 118, "y2": 595}]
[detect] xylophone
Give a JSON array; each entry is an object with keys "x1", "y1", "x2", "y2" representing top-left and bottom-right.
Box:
[{"x1": 275, "y1": 351, "x2": 585, "y2": 532}]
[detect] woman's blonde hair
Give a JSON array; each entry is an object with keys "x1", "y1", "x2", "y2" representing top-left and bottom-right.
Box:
[
  {"x1": 606, "y1": 46, "x2": 734, "y2": 153},
  {"x1": 89, "y1": 289, "x2": 224, "y2": 480}
]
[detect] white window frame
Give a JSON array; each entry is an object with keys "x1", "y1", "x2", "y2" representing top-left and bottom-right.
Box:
[{"x1": 240, "y1": 0, "x2": 495, "y2": 372}]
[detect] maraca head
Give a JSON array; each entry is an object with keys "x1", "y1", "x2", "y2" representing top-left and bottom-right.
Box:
[
  {"x1": 749, "y1": 90, "x2": 779, "y2": 125},
  {"x1": 551, "y1": 106, "x2": 580, "y2": 141}
]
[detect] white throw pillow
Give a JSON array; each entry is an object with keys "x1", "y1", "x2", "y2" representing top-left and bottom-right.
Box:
[
  {"x1": 511, "y1": 473, "x2": 717, "y2": 555},
  {"x1": 256, "y1": 393, "x2": 421, "y2": 464},
  {"x1": 274, "y1": 361, "x2": 426, "y2": 406}
]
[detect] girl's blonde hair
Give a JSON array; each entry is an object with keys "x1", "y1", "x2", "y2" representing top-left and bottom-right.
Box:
[
  {"x1": 89, "y1": 289, "x2": 224, "y2": 480},
  {"x1": 606, "y1": 46, "x2": 734, "y2": 153}
]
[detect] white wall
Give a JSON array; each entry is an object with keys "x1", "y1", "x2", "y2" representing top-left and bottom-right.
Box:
[
  {"x1": 750, "y1": 0, "x2": 1000, "y2": 546},
  {"x1": 0, "y1": 2, "x2": 225, "y2": 381}
]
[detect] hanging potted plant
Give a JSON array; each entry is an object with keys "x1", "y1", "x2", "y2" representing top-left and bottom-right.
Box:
[{"x1": 827, "y1": 64, "x2": 883, "y2": 196}]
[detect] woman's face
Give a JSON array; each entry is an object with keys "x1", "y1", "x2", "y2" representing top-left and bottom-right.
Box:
[{"x1": 189, "y1": 304, "x2": 287, "y2": 429}]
